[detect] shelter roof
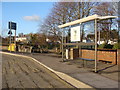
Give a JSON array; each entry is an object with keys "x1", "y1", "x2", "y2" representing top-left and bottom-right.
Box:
[{"x1": 58, "y1": 14, "x2": 118, "y2": 28}]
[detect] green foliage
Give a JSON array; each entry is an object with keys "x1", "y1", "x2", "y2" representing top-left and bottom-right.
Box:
[
  {"x1": 81, "y1": 45, "x2": 94, "y2": 49},
  {"x1": 47, "y1": 43, "x2": 54, "y2": 49},
  {"x1": 47, "y1": 42, "x2": 60, "y2": 49},
  {"x1": 104, "y1": 44, "x2": 113, "y2": 49},
  {"x1": 98, "y1": 43, "x2": 113, "y2": 49},
  {"x1": 98, "y1": 43, "x2": 106, "y2": 49},
  {"x1": 112, "y1": 43, "x2": 120, "y2": 49}
]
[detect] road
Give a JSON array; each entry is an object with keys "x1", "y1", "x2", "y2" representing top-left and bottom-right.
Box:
[{"x1": 2, "y1": 54, "x2": 73, "y2": 88}]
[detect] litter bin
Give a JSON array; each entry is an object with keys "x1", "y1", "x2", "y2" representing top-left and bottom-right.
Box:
[{"x1": 8, "y1": 43, "x2": 15, "y2": 51}]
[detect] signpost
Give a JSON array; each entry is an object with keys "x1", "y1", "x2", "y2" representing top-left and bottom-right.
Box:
[
  {"x1": 8, "y1": 21, "x2": 17, "y2": 52},
  {"x1": 8, "y1": 30, "x2": 12, "y2": 35},
  {"x1": 9, "y1": 22, "x2": 17, "y2": 30}
]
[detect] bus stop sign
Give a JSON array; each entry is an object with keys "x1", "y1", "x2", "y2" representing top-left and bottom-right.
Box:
[
  {"x1": 8, "y1": 30, "x2": 12, "y2": 35},
  {"x1": 8, "y1": 22, "x2": 17, "y2": 30}
]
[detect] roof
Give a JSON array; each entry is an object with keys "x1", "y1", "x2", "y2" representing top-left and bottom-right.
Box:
[{"x1": 58, "y1": 14, "x2": 118, "y2": 28}]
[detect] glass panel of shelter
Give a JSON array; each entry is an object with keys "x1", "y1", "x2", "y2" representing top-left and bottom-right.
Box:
[
  {"x1": 82, "y1": 20, "x2": 95, "y2": 43},
  {"x1": 81, "y1": 20, "x2": 95, "y2": 49},
  {"x1": 62, "y1": 20, "x2": 95, "y2": 59},
  {"x1": 62, "y1": 26, "x2": 71, "y2": 59},
  {"x1": 63, "y1": 20, "x2": 95, "y2": 45}
]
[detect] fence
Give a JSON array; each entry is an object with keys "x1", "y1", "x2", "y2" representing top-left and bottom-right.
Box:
[
  {"x1": 17, "y1": 45, "x2": 32, "y2": 53},
  {"x1": 0, "y1": 46, "x2": 8, "y2": 51}
]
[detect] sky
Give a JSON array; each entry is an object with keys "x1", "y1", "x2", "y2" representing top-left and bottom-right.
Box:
[
  {"x1": 1, "y1": 1, "x2": 119, "y2": 37},
  {"x1": 2, "y1": 2, "x2": 54, "y2": 37}
]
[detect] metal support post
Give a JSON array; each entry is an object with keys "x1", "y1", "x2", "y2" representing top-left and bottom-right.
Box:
[
  {"x1": 95, "y1": 19, "x2": 98, "y2": 72},
  {"x1": 10, "y1": 22, "x2": 11, "y2": 52},
  {"x1": 79, "y1": 23, "x2": 82, "y2": 58},
  {"x1": 14, "y1": 29, "x2": 16, "y2": 52},
  {"x1": 99, "y1": 29, "x2": 100, "y2": 45},
  {"x1": 62, "y1": 28, "x2": 64, "y2": 61}
]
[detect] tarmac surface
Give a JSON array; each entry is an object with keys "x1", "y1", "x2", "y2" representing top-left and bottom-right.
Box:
[
  {"x1": 2, "y1": 54, "x2": 73, "y2": 88},
  {"x1": 1, "y1": 51, "x2": 120, "y2": 89},
  {"x1": 19, "y1": 52, "x2": 119, "y2": 88}
]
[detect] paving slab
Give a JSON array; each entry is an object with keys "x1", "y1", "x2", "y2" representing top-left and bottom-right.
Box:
[
  {"x1": 2, "y1": 52, "x2": 119, "y2": 88},
  {"x1": 2, "y1": 53, "x2": 73, "y2": 88},
  {"x1": 25, "y1": 53, "x2": 119, "y2": 88}
]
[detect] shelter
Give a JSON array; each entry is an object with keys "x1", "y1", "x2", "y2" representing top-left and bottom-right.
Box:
[{"x1": 58, "y1": 14, "x2": 118, "y2": 72}]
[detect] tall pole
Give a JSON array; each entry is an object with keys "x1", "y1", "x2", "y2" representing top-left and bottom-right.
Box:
[
  {"x1": 10, "y1": 22, "x2": 11, "y2": 52},
  {"x1": 14, "y1": 29, "x2": 16, "y2": 52},
  {"x1": 79, "y1": 23, "x2": 82, "y2": 58},
  {"x1": 62, "y1": 28, "x2": 64, "y2": 61},
  {"x1": 99, "y1": 29, "x2": 100, "y2": 45},
  {"x1": 95, "y1": 19, "x2": 98, "y2": 72}
]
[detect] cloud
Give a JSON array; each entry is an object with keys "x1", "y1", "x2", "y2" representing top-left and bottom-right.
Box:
[{"x1": 23, "y1": 15, "x2": 40, "y2": 21}]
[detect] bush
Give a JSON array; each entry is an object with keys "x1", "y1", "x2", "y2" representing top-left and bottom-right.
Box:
[
  {"x1": 98, "y1": 43, "x2": 113, "y2": 49},
  {"x1": 104, "y1": 44, "x2": 113, "y2": 49},
  {"x1": 98, "y1": 43, "x2": 106, "y2": 49},
  {"x1": 112, "y1": 43, "x2": 120, "y2": 49}
]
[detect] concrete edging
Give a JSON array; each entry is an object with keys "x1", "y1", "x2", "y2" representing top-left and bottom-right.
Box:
[{"x1": 1, "y1": 51, "x2": 93, "y2": 88}]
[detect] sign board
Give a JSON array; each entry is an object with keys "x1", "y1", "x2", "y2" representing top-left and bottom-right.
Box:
[
  {"x1": 70, "y1": 26, "x2": 80, "y2": 42},
  {"x1": 8, "y1": 30, "x2": 12, "y2": 35},
  {"x1": 8, "y1": 22, "x2": 17, "y2": 30}
]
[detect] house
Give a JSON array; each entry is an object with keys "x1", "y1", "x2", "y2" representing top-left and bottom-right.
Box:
[
  {"x1": 16, "y1": 36, "x2": 27, "y2": 42},
  {"x1": 16, "y1": 33, "x2": 28, "y2": 42}
]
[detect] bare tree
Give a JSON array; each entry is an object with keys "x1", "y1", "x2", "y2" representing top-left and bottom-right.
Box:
[
  {"x1": 94, "y1": 2, "x2": 117, "y2": 43},
  {"x1": 41, "y1": 2, "x2": 98, "y2": 35},
  {"x1": 39, "y1": 1, "x2": 99, "y2": 51}
]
